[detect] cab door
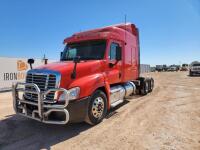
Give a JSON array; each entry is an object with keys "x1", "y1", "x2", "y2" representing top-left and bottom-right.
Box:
[{"x1": 106, "y1": 40, "x2": 122, "y2": 84}]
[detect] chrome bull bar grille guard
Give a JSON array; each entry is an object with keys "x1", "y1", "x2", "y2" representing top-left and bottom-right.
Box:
[{"x1": 12, "y1": 82, "x2": 70, "y2": 124}]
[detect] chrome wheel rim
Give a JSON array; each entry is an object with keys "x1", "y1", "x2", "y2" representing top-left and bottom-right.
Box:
[{"x1": 92, "y1": 97, "x2": 104, "y2": 119}]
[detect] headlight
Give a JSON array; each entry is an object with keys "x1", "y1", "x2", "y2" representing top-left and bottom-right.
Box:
[
  {"x1": 68, "y1": 87, "x2": 80, "y2": 100},
  {"x1": 58, "y1": 87, "x2": 80, "y2": 101}
]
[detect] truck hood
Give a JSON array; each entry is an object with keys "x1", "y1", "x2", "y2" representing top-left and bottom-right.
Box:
[
  {"x1": 37, "y1": 61, "x2": 75, "y2": 72},
  {"x1": 35, "y1": 60, "x2": 104, "y2": 89}
]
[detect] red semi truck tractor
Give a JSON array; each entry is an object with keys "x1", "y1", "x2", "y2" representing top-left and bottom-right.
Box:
[{"x1": 13, "y1": 23, "x2": 154, "y2": 125}]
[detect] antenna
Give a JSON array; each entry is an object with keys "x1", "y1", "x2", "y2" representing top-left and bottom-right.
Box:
[
  {"x1": 43, "y1": 54, "x2": 46, "y2": 60},
  {"x1": 124, "y1": 14, "x2": 127, "y2": 45}
]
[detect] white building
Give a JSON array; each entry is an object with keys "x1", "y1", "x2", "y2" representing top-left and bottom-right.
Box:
[{"x1": 0, "y1": 57, "x2": 55, "y2": 91}]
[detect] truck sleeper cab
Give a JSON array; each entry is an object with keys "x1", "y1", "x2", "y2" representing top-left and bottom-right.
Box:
[
  {"x1": 13, "y1": 23, "x2": 154, "y2": 125},
  {"x1": 189, "y1": 62, "x2": 200, "y2": 76}
]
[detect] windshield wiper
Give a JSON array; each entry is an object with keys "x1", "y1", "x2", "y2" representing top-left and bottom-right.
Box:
[
  {"x1": 61, "y1": 58, "x2": 74, "y2": 61},
  {"x1": 62, "y1": 56, "x2": 100, "y2": 61},
  {"x1": 79, "y1": 57, "x2": 100, "y2": 60}
]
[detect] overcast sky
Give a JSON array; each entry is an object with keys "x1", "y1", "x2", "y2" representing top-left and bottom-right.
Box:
[{"x1": 0, "y1": 0, "x2": 200, "y2": 66}]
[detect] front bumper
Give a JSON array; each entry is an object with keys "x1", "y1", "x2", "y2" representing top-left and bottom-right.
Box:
[
  {"x1": 191, "y1": 70, "x2": 200, "y2": 75},
  {"x1": 193, "y1": 71, "x2": 200, "y2": 74},
  {"x1": 12, "y1": 82, "x2": 70, "y2": 124}
]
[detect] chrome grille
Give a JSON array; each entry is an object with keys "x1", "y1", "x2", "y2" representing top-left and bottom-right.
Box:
[
  {"x1": 25, "y1": 73, "x2": 57, "y2": 102},
  {"x1": 192, "y1": 67, "x2": 200, "y2": 71}
]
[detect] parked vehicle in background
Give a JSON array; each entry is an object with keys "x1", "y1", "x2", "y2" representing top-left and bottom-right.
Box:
[
  {"x1": 162, "y1": 64, "x2": 168, "y2": 72},
  {"x1": 150, "y1": 67, "x2": 156, "y2": 72},
  {"x1": 168, "y1": 66, "x2": 177, "y2": 72},
  {"x1": 12, "y1": 23, "x2": 154, "y2": 125},
  {"x1": 156, "y1": 65, "x2": 163, "y2": 72},
  {"x1": 180, "y1": 64, "x2": 188, "y2": 71},
  {"x1": 176, "y1": 65, "x2": 181, "y2": 70},
  {"x1": 168, "y1": 65, "x2": 179, "y2": 72},
  {"x1": 189, "y1": 61, "x2": 200, "y2": 76}
]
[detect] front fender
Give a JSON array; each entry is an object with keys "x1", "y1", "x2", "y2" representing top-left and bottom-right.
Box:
[{"x1": 68, "y1": 74, "x2": 106, "y2": 99}]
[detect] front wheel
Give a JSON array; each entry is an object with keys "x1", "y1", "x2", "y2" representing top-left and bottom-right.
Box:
[
  {"x1": 189, "y1": 70, "x2": 193, "y2": 76},
  {"x1": 85, "y1": 90, "x2": 107, "y2": 125}
]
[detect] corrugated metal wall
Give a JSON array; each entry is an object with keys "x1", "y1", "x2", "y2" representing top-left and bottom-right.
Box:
[
  {"x1": 0, "y1": 57, "x2": 55, "y2": 91},
  {"x1": 140, "y1": 64, "x2": 151, "y2": 74}
]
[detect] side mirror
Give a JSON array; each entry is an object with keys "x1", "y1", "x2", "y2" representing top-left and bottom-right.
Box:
[
  {"x1": 116, "y1": 46, "x2": 122, "y2": 61},
  {"x1": 27, "y1": 58, "x2": 34, "y2": 69},
  {"x1": 71, "y1": 56, "x2": 81, "y2": 79},
  {"x1": 60, "y1": 52, "x2": 63, "y2": 61}
]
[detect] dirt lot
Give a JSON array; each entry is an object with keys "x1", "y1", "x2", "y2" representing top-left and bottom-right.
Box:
[{"x1": 0, "y1": 72, "x2": 200, "y2": 150}]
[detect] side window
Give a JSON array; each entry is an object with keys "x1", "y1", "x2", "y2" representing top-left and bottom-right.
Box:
[{"x1": 109, "y1": 43, "x2": 119, "y2": 60}]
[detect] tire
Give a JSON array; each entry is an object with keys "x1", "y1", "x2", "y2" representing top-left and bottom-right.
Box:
[
  {"x1": 141, "y1": 79, "x2": 149, "y2": 95},
  {"x1": 85, "y1": 90, "x2": 107, "y2": 125},
  {"x1": 149, "y1": 78, "x2": 154, "y2": 92},
  {"x1": 189, "y1": 70, "x2": 193, "y2": 76}
]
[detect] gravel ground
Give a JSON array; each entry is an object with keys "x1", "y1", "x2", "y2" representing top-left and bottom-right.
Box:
[{"x1": 0, "y1": 72, "x2": 200, "y2": 150}]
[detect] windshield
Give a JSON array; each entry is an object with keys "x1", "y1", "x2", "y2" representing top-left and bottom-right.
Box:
[
  {"x1": 193, "y1": 64, "x2": 200, "y2": 67},
  {"x1": 61, "y1": 40, "x2": 106, "y2": 61}
]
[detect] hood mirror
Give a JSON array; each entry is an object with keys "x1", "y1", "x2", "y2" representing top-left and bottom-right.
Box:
[{"x1": 27, "y1": 58, "x2": 34, "y2": 69}]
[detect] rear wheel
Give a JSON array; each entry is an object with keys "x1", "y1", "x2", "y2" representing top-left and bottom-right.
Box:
[
  {"x1": 85, "y1": 90, "x2": 107, "y2": 125},
  {"x1": 141, "y1": 79, "x2": 149, "y2": 95},
  {"x1": 149, "y1": 78, "x2": 154, "y2": 92}
]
